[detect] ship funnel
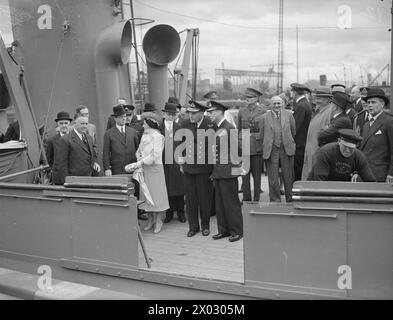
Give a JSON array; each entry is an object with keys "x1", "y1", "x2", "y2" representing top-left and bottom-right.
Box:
[
  {"x1": 95, "y1": 20, "x2": 132, "y2": 135},
  {"x1": 143, "y1": 24, "x2": 180, "y2": 108}
]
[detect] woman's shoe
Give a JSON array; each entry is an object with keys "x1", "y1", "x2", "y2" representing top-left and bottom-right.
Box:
[{"x1": 154, "y1": 213, "x2": 163, "y2": 233}]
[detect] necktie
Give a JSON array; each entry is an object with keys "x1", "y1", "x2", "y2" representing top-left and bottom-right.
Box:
[
  {"x1": 369, "y1": 117, "x2": 375, "y2": 127},
  {"x1": 82, "y1": 133, "x2": 88, "y2": 145}
]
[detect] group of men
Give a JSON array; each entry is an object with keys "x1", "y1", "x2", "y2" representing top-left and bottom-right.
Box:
[{"x1": 41, "y1": 83, "x2": 392, "y2": 243}]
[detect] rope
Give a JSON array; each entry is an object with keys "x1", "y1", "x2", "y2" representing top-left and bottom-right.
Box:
[{"x1": 42, "y1": 38, "x2": 65, "y2": 136}]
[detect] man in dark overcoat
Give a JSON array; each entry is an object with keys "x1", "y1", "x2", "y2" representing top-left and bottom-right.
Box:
[
  {"x1": 52, "y1": 115, "x2": 100, "y2": 185},
  {"x1": 207, "y1": 101, "x2": 243, "y2": 243},
  {"x1": 290, "y1": 83, "x2": 312, "y2": 181},
  {"x1": 160, "y1": 102, "x2": 186, "y2": 223},
  {"x1": 181, "y1": 100, "x2": 215, "y2": 237},
  {"x1": 103, "y1": 105, "x2": 140, "y2": 176},
  {"x1": 360, "y1": 88, "x2": 393, "y2": 183}
]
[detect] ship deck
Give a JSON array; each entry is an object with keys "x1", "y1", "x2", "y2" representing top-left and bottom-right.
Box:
[{"x1": 138, "y1": 175, "x2": 271, "y2": 283}]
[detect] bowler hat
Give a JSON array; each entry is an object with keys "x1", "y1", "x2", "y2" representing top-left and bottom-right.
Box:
[
  {"x1": 55, "y1": 111, "x2": 72, "y2": 122},
  {"x1": 207, "y1": 100, "x2": 228, "y2": 112},
  {"x1": 163, "y1": 102, "x2": 178, "y2": 113},
  {"x1": 168, "y1": 97, "x2": 179, "y2": 104},
  {"x1": 112, "y1": 104, "x2": 126, "y2": 117},
  {"x1": 362, "y1": 87, "x2": 389, "y2": 106},
  {"x1": 331, "y1": 91, "x2": 351, "y2": 110},
  {"x1": 339, "y1": 129, "x2": 363, "y2": 147},
  {"x1": 143, "y1": 102, "x2": 157, "y2": 112},
  {"x1": 187, "y1": 100, "x2": 208, "y2": 112}
]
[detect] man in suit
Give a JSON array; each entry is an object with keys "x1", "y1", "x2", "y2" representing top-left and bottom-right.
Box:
[
  {"x1": 103, "y1": 105, "x2": 139, "y2": 176},
  {"x1": 160, "y1": 102, "x2": 186, "y2": 223},
  {"x1": 45, "y1": 111, "x2": 72, "y2": 168},
  {"x1": 352, "y1": 86, "x2": 369, "y2": 135},
  {"x1": 181, "y1": 100, "x2": 215, "y2": 237},
  {"x1": 318, "y1": 91, "x2": 352, "y2": 147},
  {"x1": 360, "y1": 88, "x2": 393, "y2": 183},
  {"x1": 237, "y1": 88, "x2": 266, "y2": 201},
  {"x1": 260, "y1": 96, "x2": 296, "y2": 202},
  {"x1": 107, "y1": 104, "x2": 143, "y2": 138},
  {"x1": 70, "y1": 105, "x2": 97, "y2": 145},
  {"x1": 207, "y1": 100, "x2": 243, "y2": 243},
  {"x1": 52, "y1": 115, "x2": 100, "y2": 185},
  {"x1": 290, "y1": 83, "x2": 312, "y2": 181}
]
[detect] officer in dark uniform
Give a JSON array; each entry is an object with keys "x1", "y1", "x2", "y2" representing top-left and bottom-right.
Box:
[
  {"x1": 308, "y1": 129, "x2": 376, "y2": 182},
  {"x1": 207, "y1": 100, "x2": 243, "y2": 242},
  {"x1": 181, "y1": 100, "x2": 215, "y2": 237},
  {"x1": 290, "y1": 83, "x2": 313, "y2": 181},
  {"x1": 238, "y1": 87, "x2": 266, "y2": 201}
]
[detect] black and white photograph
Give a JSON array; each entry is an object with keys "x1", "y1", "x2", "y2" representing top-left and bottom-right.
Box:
[{"x1": 0, "y1": 0, "x2": 392, "y2": 305}]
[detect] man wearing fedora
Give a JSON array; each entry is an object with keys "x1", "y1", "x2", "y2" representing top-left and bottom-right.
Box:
[
  {"x1": 45, "y1": 111, "x2": 72, "y2": 169},
  {"x1": 160, "y1": 102, "x2": 186, "y2": 224},
  {"x1": 318, "y1": 91, "x2": 352, "y2": 147},
  {"x1": 238, "y1": 87, "x2": 266, "y2": 201},
  {"x1": 52, "y1": 114, "x2": 100, "y2": 185},
  {"x1": 181, "y1": 100, "x2": 215, "y2": 237},
  {"x1": 290, "y1": 83, "x2": 312, "y2": 181},
  {"x1": 301, "y1": 86, "x2": 334, "y2": 180},
  {"x1": 360, "y1": 88, "x2": 393, "y2": 183},
  {"x1": 103, "y1": 105, "x2": 140, "y2": 176}
]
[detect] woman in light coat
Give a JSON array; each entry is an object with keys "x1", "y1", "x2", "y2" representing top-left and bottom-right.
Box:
[{"x1": 125, "y1": 112, "x2": 169, "y2": 233}]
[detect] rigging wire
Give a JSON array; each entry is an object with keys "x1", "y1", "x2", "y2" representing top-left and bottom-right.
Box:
[{"x1": 130, "y1": 0, "x2": 389, "y2": 31}]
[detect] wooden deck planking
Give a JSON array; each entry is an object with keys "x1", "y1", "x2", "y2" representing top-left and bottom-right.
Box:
[{"x1": 138, "y1": 176, "x2": 271, "y2": 284}]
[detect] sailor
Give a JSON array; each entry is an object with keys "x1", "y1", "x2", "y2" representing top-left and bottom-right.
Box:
[
  {"x1": 181, "y1": 100, "x2": 214, "y2": 237},
  {"x1": 238, "y1": 87, "x2": 266, "y2": 201},
  {"x1": 203, "y1": 90, "x2": 237, "y2": 128},
  {"x1": 207, "y1": 100, "x2": 243, "y2": 242},
  {"x1": 308, "y1": 129, "x2": 376, "y2": 182},
  {"x1": 290, "y1": 83, "x2": 312, "y2": 181}
]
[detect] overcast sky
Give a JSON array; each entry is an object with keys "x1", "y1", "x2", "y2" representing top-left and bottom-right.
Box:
[{"x1": 0, "y1": 0, "x2": 391, "y2": 88}]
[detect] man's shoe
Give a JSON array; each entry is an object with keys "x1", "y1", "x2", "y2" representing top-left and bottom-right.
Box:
[
  {"x1": 187, "y1": 230, "x2": 199, "y2": 237},
  {"x1": 178, "y1": 213, "x2": 186, "y2": 223},
  {"x1": 164, "y1": 212, "x2": 173, "y2": 223},
  {"x1": 212, "y1": 233, "x2": 229, "y2": 240},
  {"x1": 228, "y1": 234, "x2": 243, "y2": 242},
  {"x1": 202, "y1": 229, "x2": 210, "y2": 236}
]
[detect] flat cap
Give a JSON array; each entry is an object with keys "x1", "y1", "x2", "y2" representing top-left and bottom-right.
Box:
[{"x1": 339, "y1": 128, "x2": 363, "y2": 147}]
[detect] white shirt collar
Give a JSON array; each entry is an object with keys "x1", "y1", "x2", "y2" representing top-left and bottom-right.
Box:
[
  {"x1": 164, "y1": 119, "x2": 173, "y2": 131},
  {"x1": 73, "y1": 128, "x2": 83, "y2": 140},
  {"x1": 217, "y1": 117, "x2": 225, "y2": 127},
  {"x1": 116, "y1": 124, "x2": 125, "y2": 132},
  {"x1": 196, "y1": 117, "x2": 204, "y2": 128},
  {"x1": 371, "y1": 111, "x2": 383, "y2": 121},
  {"x1": 296, "y1": 95, "x2": 305, "y2": 103}
]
